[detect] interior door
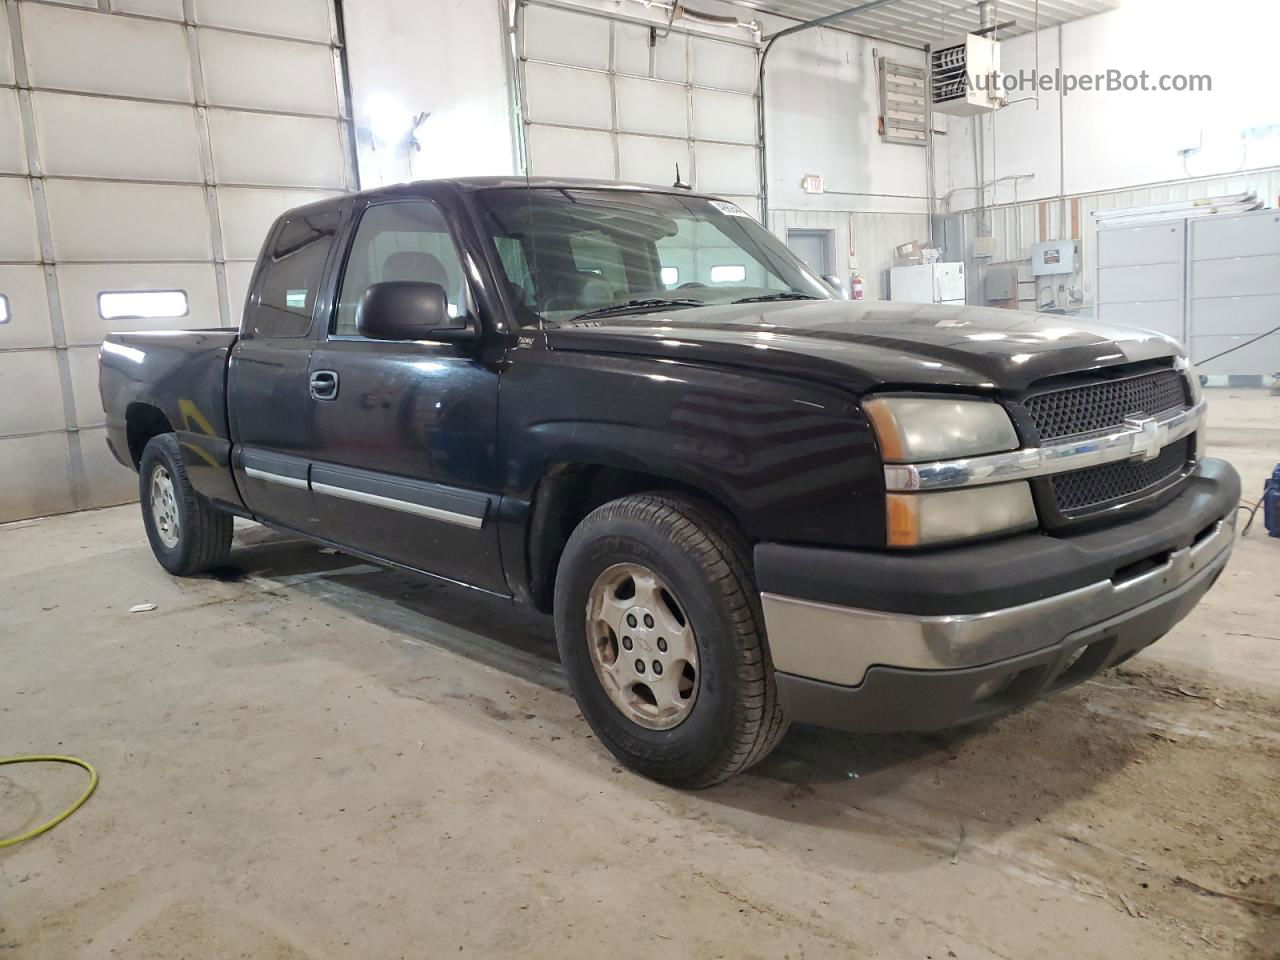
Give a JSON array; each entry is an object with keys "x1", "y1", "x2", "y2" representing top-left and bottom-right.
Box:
[
  {"x1": 228, "y1": 205, "x2": 343, "y2": 535},
  {"x1": 305, "y1": 197, "x2": 506, "y2": 593}
]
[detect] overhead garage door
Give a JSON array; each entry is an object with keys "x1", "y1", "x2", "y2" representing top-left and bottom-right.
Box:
[
  {"x1": 0, "y1": 0, "x2": 356, "y2": 523},
  {"x1": 517, "y1": 1, "x2": 761, "y2": 217}
]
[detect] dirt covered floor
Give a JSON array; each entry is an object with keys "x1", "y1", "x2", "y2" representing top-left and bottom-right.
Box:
[{"x1": 2, "y1": 390, "x2": 1278, "y2": 958}]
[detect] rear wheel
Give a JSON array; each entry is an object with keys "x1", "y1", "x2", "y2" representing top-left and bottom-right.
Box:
[
  {"x1": 554, "y1": 492, "x2": 788, "y2": 788},
  {"x1": 139, "y1": 434, "x2": 232, "y2": 576}
]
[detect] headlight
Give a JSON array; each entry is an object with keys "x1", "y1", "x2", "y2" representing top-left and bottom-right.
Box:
[
  {"x1": 886, "y1": 483, "x2": 1037, "y2": 547},
  {"x1": 863, "y1": 396, "x2": 1019, "y2": 462},
  {"x1": 866, "y1": 395, "x2": 1034, "y2": 547}
]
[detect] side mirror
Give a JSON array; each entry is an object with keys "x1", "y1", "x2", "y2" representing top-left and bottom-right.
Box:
[
  {"x1": 356, "y1": 281, "x2": 479, "y2": 345},
  {"x1": 822, "y1": 275, "x2": 848, "y2": 299}
]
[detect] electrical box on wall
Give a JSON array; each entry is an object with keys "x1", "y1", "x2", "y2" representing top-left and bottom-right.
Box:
[
  {"x1": 1031, "y1": 240, "x2": 1079, "y2": 276},
  {"x1": 930, "y1": 35, "x2": 1001, "y2": 116}
]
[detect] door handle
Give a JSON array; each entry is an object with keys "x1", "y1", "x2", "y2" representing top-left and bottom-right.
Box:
[{"x1": 309, "y1": 370, "x2": 339, "y2": 401}]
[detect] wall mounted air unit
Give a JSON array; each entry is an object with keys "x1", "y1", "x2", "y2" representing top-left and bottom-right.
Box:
[{"x1": 930, "y1": 34, "x2": 1001, "y2": 116}]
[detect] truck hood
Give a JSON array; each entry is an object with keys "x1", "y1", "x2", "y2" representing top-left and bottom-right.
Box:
[{"x1": 544, "y1": 300, "x2": 1182, "y2": 394}]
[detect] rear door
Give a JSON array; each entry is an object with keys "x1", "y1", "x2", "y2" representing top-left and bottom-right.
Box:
[
  {"x1": 304, "y1": 193, "x2": 506, "y2": 593},
  {"x1": 227, "y1": 203, "x2": 344, "y2": 534}
]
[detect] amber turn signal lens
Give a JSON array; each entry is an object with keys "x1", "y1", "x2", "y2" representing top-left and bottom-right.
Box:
[{"x1": 885, "y1": 494, "x2": 920, "y2": 547}]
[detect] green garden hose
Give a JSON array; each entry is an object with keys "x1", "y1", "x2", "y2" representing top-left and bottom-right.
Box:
[{"x1": 0, "y1": 756, "x2": 98, "y2": 848}]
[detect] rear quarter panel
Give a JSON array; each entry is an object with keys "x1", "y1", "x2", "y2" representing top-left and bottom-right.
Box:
[{"x1": 100, "y1": 329, "x2": 242, "y2": 509}]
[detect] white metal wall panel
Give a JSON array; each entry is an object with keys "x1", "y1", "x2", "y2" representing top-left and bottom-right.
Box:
[
  {"x1": 217, "y1": 187, "x2": 339, "y2": 261},
  {"x1": 1190, "y1": 211, "x2": 1280, "y2": 260},
  {"x1": 0, "y1": 177, "x2": 39, "y2": 261},
  {"x1": 1191, "y1": 295, "x2": 1280, "y2": 337},
  {"x1": 79, "y1": 426, "x2": 138, "y2": 508},
  {"x1": 524, "y1": 61, "x2": 612, "y2": 129},
  {"x1": 0, "y1": 349, "x2": 65, "y2": 435},
  {"x1": 57, "y1": 263, "x2": 220, "y2": 346},
  {"x1": 21, "y1": 4, "x2": 191, "y2": 101},
  {"x1": 1097, "y1": 262, "x2": 1183, "y2": 304},
  {"x1": 1190, "y1": 255, "x2": 1280, "y2": 300},
  {"x1": 0, "y1": 433, "x2": 73, "y2": 520},
  {"x1": 520, "y1": 2, "x2": 760, "y2": 201},
  {"x1": 617, "y1": 135, "x2": 689, "y2": 188},
  {"x1": 526, "y1": 124, "x2": 614, "y2": 180},
  {"x1": 112, "y1": 0, "x2": 184, "y2": 19},
  {"x1": 208, "y1": 109, "x2": 344, "y2": 187},
  {"x1": 198, "y1": 28, "x2": 337, "y2": 116},
  {"x1": 693, "y1": 142, "x2": 757, "y2": 195},
  {"x1": 0, "y1": 5, "x2": 14, "y2": 85},
  {"x1": 33, "y1": 92, "x2": 203, "y2": 181},
  {"x1": 689, "y1": 36, "x2": 756, "y2": 93},
  {"x1": 1095, "y1": 222, "x2": 1183, "y2": 269},
  {"x1": 44, "y1": 181, "x2": 212, "y2": 262},
  {"x1": 224, "y1": 259, "x2": 257, "y2": 322},
  {"x1": 691, "y1": 89, "x2": 755, "y2": 144},
  {"x1": 192, "y1": 0, "x2": 331, "y2": 43},
  {"x1": 615, "y1": 77, "x2": 687, "y2": 138},
  {"x1": 1095, "y1": 300, "x2": 1183, "y2": 340},
  {"x1": 523, "y1": 4, "x2": 610, "y2": 69},
  {"x1": 66, "y1": 344, "x2": 102, "y2": 427},
  {"x1": 0, "y1": 88, "x2": 27, "y2": 173},
  {"x1": 1192, "y1": 334, "x2": 1280, "y2": 377},
  {"x1": 0, "y1": 266, "x2": 54, "y2": 349}
]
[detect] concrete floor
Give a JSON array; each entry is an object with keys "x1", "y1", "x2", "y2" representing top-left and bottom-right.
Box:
[{"x1": 2, "y1": 390, "x2": 1278, "y2": 959}]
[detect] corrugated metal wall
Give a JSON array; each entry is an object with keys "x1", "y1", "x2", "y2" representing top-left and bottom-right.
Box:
[{"x1": 957, "y1": 166, "x2": 1280, "y2": 310}]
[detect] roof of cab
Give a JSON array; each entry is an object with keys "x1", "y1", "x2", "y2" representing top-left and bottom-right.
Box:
[{"x1": 348, "y1": 176, "x2": 723, "y2": 202}]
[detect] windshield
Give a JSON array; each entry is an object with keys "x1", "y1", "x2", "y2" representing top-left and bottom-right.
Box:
[{"x1": 473, "y1": 188, "x2": 833, "y2": 326}]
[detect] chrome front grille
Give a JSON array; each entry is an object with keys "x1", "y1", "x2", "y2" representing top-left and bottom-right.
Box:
[
  {"x1": 1021, "y1": 367, "x2": 1194, "y2": 518},
  {"x1": 1024, "y1": 369, "x2": 1189, "y2": 442},
  {"x1": 1050, "y1": 437, "x2": 1193, "y2": 513}
]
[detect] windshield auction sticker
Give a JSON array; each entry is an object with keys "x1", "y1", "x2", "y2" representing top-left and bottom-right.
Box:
[{"x1": 709, "y1": 200, "x2": 749, "y2": 217}]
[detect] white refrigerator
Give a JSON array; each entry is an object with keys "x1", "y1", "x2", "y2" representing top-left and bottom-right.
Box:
[{"x1": 889, "y1": 263, "x2": 966, "y2": 305}]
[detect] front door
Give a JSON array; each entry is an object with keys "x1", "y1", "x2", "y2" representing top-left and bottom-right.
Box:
[{"x1": 305, "y1": 197, "x2": 506, "y2": 593}]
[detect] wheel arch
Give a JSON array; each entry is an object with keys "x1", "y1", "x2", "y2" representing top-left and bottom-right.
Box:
[{"x1": 125, "y1": 402, "x2": 175, "y2": 468}]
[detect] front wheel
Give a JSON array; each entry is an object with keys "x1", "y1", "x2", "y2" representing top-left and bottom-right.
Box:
[
  {"x1": 139, "y1": 434, "x2": 232, "y2": 576},
  {"x1": 554, "y1": 493, "x2": 788, "y2": 788}
]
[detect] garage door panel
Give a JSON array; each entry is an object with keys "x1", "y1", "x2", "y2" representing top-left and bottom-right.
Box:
[
  {"x1": 1190, "y1": 255, "x2": 1280, "y2": 299},
  {"x1": 58, "y1": 263, "x2": 220, "y2": 346},
  {"x1": 208, "y1": 109, "x2": 343, "y2": 187},
  {"x1": 0, "y1": 178, "x2": 39, "y2": 261},
  {"x1": 615, "y1": 22, "x2": 686, "y2": 83},
  {"x1": 67, "y1": 344, "x2": 104, "y2": 427},
  {"x1": 112, "y1": 0, "x2": 185, "y2": 19},
  {"x1": 615, "y1": 77, "x2": 687, "y2": 139},
  {"x1": 193, "y1": 0, "x2": 331, "y2": 43},
  {"x1": 199, "y1": 28, "x2": 337, "y2": 116},
  {"x1": 524, "y1": 62, "x2": 611, "y2": 129},
  {"x1": 527, "y1": 125, "x2": 614, "y2": 180},
  {"x1": 694, "y1": 142, "x2": 758, "y2": 195},
  {"x1": 0, "y1": 432, "x2": 73, "y2": 518},
  {"x1": 1096, "y1": 300, "x2": 1184, "y2": 340},
  {"x1": 618, "y1": 136, "x2": 689, "y2": 189},
  {"x1": 0, "y1": 89, "x2": 28, "y2": 173},
  {"x1": 1192, "y1": 333, "x2": 1280, "y2": 376},
  {"x1": 218, "y1": 187, "x2": 338, "y2": 261},
  {"x1": 79, "y1": 426, "x2": 138, "y2": 508},
  {"x1": 523, "y1": 5, "x2": 610, "y2": 69},
  {"x1": 0, "y1": 265, "x2": 54, "y2": 349},
  {"x1": 692, "y1": 89, "x2": 755, "y2": 144},
  {"x1": 34, "y1": 92, "x2": 202, "y2": 181},
  {"x1": 690, "y1": 37, "x2": 756, "y2": 93},
  {"x1": 22, "y1": 4, "x2": 191, "y2": 101},
  {"x1": 45, "y1": 181, "x2": 211, "y2": 262},
  {"x1": 225, "y1": 260, "x2": 257, "y2": 323},
  {"x1": 0, "y1": 5, "x2": 14, "y2": 86},
  {"x1": 0, "y1": 349, "x2": 65, "y2": 436}
]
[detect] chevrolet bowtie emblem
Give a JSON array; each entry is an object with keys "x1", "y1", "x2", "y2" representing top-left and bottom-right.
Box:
[{"x1": 1125, "y1": 415, "x2": 1168, "y2": 461}]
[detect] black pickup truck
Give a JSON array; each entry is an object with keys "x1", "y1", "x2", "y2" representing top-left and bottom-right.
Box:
[{"x1": 100, "y1": 177, "x2": 1239, "y2": 786}]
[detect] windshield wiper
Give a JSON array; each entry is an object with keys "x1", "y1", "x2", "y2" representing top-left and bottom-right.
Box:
[
  {"x1": 567, "y1": 298, "x2": 706, "y2": 323},
  {"x1": 731, "y1": 292, "x2": 822, "y2": 304}
]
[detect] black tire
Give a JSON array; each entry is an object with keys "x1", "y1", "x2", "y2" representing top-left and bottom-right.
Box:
[
  {"x1": 554, "y1": 492, "x2": 788, "y2": 788},
  {"x1": 138, "y1": 433, "x2": 233, "y2": 576}
]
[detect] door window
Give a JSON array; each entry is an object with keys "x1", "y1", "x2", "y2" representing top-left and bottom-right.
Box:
[
  {"x1": 334, "y1": 201, "x2": 470, "y2": 337},
  {"x1": 252, "y1": 208, "x2": 341, "y2": 339}
]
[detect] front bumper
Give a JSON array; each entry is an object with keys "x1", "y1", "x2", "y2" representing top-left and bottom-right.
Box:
[{"x1": 757, "y1": 458, "x2": 1239, "y2": 732}]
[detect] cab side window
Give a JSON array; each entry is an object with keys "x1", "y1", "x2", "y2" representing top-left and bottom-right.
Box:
[
  {"x1": 252, "y1": 208, "x2": 341, "y2": 338},
  {"x1": 334, "y1": 201, "x2": 470, "y2": 337}
]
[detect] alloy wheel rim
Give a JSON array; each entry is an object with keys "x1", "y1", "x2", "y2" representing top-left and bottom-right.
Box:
[
  {"x1": 150, "y1": 465, "x2": 180, "y2": 549},
  {"x1": 584, "y1": 562, "x2": 699, "y2": 730}
]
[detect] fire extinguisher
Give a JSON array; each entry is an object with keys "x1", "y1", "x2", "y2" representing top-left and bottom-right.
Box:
[{"x1": 850, "y1": 272, "x2": 865, "y2": 300}]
